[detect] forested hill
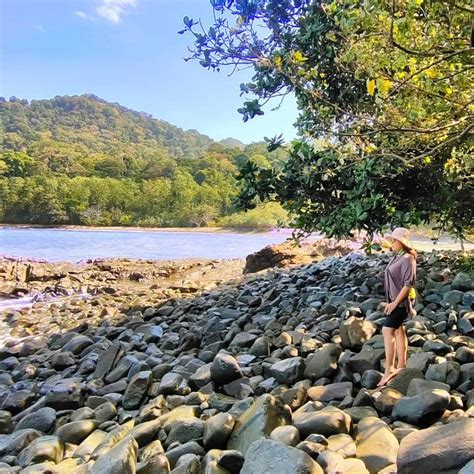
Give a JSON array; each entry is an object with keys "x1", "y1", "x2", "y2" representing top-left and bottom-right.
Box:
[
  {"x1": 0, "y1": 95, "x2": 287, "y2": 227},
  {"x1": 1, "y1": 94, "x2": 215, "y2": 162}
]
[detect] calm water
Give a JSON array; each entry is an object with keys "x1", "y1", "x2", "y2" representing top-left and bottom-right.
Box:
[{"x1": 0, "y1": 227, "x2": 295, "y2": 262}]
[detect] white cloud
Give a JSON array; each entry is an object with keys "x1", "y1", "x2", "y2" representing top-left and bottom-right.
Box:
[
  {"x1": 96, "y1": 0, "x2": 136, "y2": 23},
  {"x1": 35, "y1": 24, "x2": 46, "y2": 32},
  {"x1": 75, "y1": 11, "x2": 88, "y2": 19}
]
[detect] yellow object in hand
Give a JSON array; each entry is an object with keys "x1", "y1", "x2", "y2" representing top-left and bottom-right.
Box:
[{"x1": 408, "y1": 287, "x2": 416, "y2": 299}]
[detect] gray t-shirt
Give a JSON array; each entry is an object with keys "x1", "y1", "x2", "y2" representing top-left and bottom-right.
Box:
[{"x1": 384, "y1": 253, "x2": 416, "y2": 307}]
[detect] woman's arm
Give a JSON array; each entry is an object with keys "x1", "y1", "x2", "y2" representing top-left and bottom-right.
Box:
[{"x1": 385, "y1": 286, "x2": 410, "y2": 314}]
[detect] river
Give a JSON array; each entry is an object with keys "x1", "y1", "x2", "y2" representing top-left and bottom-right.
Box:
[{"x1": 0, "y1": 226, "x2": 297, "y2": 262}]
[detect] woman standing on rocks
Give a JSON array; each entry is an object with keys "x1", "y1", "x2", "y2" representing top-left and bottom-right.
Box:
[{"x1": 378, "y1": 227, "x2": 417, "y2": 387}]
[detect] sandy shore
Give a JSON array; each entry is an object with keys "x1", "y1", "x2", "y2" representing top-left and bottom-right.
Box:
[{"x1": 0, "y1": 223, "x2": 277, "y2": 234}]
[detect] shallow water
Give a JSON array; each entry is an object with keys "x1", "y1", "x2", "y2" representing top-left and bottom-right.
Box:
[{"x1": 0, "y1": 227, "x2": 293, "y2": 262}]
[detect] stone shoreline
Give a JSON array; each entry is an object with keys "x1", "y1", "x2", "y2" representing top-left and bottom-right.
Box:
[{"x1": 0, "y1": 250, "x2": 472, "y2": 473}]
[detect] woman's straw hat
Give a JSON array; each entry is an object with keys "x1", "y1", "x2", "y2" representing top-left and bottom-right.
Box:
[{"x1": 384, "y1": 227, "x2": 413, "y2": 249}]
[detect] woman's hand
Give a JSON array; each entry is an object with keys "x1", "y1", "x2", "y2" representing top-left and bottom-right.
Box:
[{"x1": 384, "y1": 302, "x2": 397, "y2": 315}]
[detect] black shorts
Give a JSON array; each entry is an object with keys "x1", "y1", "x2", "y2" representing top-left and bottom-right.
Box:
[{"x1": 383, "y1": 306, "x2": 408, "y2": 329}]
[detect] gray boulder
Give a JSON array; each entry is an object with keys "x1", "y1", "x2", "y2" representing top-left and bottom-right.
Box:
[
  {"x1": 397, "y1": 418, "x2": 474, "y2": 474},
  {"x1": 241, "y1": 439, "x2": 322, "y2": 474}
]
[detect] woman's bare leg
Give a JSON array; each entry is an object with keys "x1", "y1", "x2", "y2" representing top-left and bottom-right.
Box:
[
  {"x1": 378, "y1": 327, "x2": 397, "y2": 387},
  {"x1": 395, "y1": 325, "x2": 408, "y2": 369}
]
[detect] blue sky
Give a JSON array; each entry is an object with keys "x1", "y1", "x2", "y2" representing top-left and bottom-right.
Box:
[{"x1": 0, "y1": 0, "x2": 298, "y2": 143}]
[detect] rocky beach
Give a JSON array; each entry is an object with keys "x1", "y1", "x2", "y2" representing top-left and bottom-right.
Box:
[{"x1": 0, "y1": 245, "x2": 473, "y2": 473}]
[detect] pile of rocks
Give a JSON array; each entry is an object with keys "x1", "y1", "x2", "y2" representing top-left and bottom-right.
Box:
[
  {"x1": 0, "y1": 251, "x2": 473, "y2": 473},
  {"x1": 243, "y1": 238, "x2": 359, "y2": 273},
  {"x1": 0, "y1": 257, "x2": 244, "y2": 298}
]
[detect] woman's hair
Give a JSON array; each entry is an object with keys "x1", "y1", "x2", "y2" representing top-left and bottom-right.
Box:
[{"x1": 403, "y1": 244, "x2": 417, "y2": 259}]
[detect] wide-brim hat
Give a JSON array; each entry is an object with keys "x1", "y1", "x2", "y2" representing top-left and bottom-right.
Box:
[{"x1": 384, "y1": 227, "x2": 413, "y2": 249}]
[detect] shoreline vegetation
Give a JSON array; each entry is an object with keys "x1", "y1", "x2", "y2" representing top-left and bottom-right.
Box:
[{"x1": 0, "y1": 223, "x2": 278, "y2": 234}]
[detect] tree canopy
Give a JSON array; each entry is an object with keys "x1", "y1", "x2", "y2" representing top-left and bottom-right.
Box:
[
  {"x1": 184, "y1": 0, "x2": 473, "y2": 245},
  {"x1": 0, "y1": 95, "x2": 288, "y2": 227}
]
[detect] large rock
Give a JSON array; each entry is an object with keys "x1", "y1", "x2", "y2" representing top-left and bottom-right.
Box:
[
  {"x1": 452, "y1": 272, "x2": 472, "y2": 291},
  {"x1": 123, "y1": 371, "x2": 152, "y2": 409},
  {"x1": 17, "y1": 435, "x2": 64, "y2": 467},
  {"x1": 0, "y1": 429, "x2": 42, "y2": 456},
  {"x1": 91, "y1": 420, "x2": 135, "y2": 460},
  {"x1": 210, "y1": 354, "x2": 242, "y2": 385},
  {"x1": 304, "y1": 344, "x2": 341, "y2": 381},
  {"x1": 62, "y1": 335, "x2": 93, "y2": 354},
  {"x1": 293, "y1": 406, "x2": 351, "y2": 438},
  {"x1": 203, "y1": 412, "x2": 235, "y2": 450},
  {"x1": 240, "y1": 439, "x2": 323, "y2": 473},
  {"x1": 270, "y1": 357, "x2": 305, "y2": 385},
  {"x1": 397, "y1": 418, "x2": 474, "y2": 474},
  {"x1": 348, "y1": 349, "x2": 385, "y2": 373},
  {"x1": 56, "y1": 419, "x2": 98, "y2": 445},
  {"x1": 90, "y1": 435, "x2": 138, "y2": 474},
  {"x1": 270, "y1": 425, "x2": 300, "y2": 447},
  {"x1": 243, "y1": 242, "x2": 316, "y2": 274},
  {"x1": 406, "y1": 378, "x2": 450, "y2": 397},
  {"x1": 165, "y1": 418, "x2": 204, "y2": 447},
  {"x1": 307, "y1": 382, "x2": 352, "y2": 402},
  {"x1": 340, "y1": 317, "x2": 376, "y2": 349},
  {"x1": 14, "y1": 407, "x2": 56, "y2": 433},
  {"x1": 355, "y1": 417, "x2": 399, "y2": 474},
  {"x1": 74, "y1": 430, "x2": 107, "y2": 460},
  {"x1": 227, "y1": 395, "x2": 291, "y2": 455},
  {"x1": 386, "y1": 368, "x2": 424, "y2": 395}
]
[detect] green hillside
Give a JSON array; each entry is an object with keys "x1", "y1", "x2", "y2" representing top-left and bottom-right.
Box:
[{"x1": 0, "y1": 95, "x2": 287, "y2": 227}]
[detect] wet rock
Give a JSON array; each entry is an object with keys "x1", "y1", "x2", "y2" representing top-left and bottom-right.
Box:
[
  {"x1": 361, "y1": 370, "x2": 383, "y2": 389},
  {"x1": 44, "y1": 379, "x2": 83, "y2": 410},
  {"x1": 426, "y1": 361, "x2": 460, "y2": 387}
]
